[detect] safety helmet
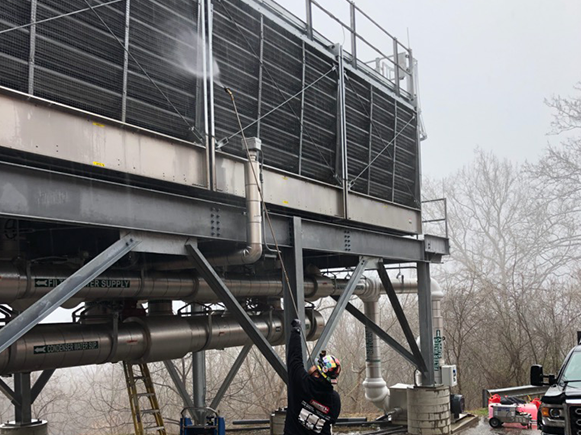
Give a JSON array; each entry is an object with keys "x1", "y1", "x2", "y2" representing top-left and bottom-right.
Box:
[{"x1": 315, "y1": 351, "x2": 341, "y2": 384}]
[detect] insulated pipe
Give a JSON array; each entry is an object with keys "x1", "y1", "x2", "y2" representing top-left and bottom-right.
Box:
[
  {"x1": 0, "y1": 310, "x2": 325, "y2": 375},
  {"x1": 207, "y1": 140, "x2": 262, "y2": 266},
  {"x1": 362, "y1": 297, "x2": 390, "y2": 412},
  {"x1": 0, "y1": 265, "x2": 380, "y2": 308}
]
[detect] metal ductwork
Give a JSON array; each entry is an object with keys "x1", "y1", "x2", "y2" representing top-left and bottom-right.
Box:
[{"x1": 0, "y1": 310, "x2": 325, "y2": 376}]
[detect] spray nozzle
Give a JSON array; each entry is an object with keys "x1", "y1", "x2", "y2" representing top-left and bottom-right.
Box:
[{"x1": 224, "y1": 86, "x2": 233, "y2": 97}]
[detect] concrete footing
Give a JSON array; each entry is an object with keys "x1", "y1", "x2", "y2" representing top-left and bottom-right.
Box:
[
  {"x1": 0, "y1": 421, "x2": 48, "y2": 435},
  {"x1": 407, "y1": 385, "x2": 451, "y2": 435}
]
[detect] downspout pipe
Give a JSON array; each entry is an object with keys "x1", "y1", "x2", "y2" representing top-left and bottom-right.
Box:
[{"x1": 207, "y1": 137, "x2": 263, "y2": 266}]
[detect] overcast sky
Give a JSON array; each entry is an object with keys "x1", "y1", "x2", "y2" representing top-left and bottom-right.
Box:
[{"x1": 277, "y1": 0, "x2": 581, "y2": 178}]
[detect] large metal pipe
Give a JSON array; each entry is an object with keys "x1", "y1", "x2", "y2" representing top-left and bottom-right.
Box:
[
  {"x1": 0, "y1": 310, "x2": 325, "y2": 376},
  {"x1": 0, "y1": 264, "x2": 381, "y2": 309}
]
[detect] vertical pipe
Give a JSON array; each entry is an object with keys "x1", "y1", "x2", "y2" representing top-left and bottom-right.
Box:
[
  {"x1": 349, "y1": 1, "x2": 357, "y2": 68},
  {"x1": 207, "y1": 0, "x2": 216, "y2": 191},
  {"x1": 27, "y1": 0, "x2": 38, "y2": 95},
  {"x1": 283, "y1": 217, "x2": 306, "y2": 364},
  {"x1": 407, "y1": 49, "x2": 416, "y2": 105},
  {"x1": 391, "y1": 101, "x2": 398, "y2": 202},
  {"x1": 393, "y1": 38, "x2": 400, "y2": 96},
  {"x1": 366, "y1": 86, "x2": 373, "y2": 195},
  {"x1": 192, "y1": 304, "x2": 207, "y2": 424},
  {"x1": 298, "y1": 41, "x2": 306, "y2": 175},
  {"x1": 14, "y1": 373, "x2": 32, "y2": 424},
  {"x1": 362, "y1": 299, "x2": 390, "y2": 411},
  {"x1": 335, "y1": 46, "x2": 349, "y2": 219},
  {"x1": 417, "y1": 262, "x2": 435, "y2": 386},
  {"x1": 200, "y1": 0, "x2": 211, "y2": 190},
  {"x1": 305, "y1": 0, "x2": 313, "y2": 40},
  {"x1": 121, "y1": 0, "x2": 131, "y2": 122},
  {"x1": 256, "y1": 15, "x2": 264, "y2": 137}
]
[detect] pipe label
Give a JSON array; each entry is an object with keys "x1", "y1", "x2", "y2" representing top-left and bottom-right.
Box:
[
  {"x1": 33, "y1": 341, "x2": 99, "y2": 354},
  {"x1": 34, "y1": 278, "x2": 131, "y2": 288},
  {"x1": 433, "y1": 329, "x2": 442, "y2": 372}
]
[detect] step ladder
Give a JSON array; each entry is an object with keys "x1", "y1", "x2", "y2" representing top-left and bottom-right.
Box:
[{"x1": 123, "y1": 362, "x2": 167, "y2": 435}]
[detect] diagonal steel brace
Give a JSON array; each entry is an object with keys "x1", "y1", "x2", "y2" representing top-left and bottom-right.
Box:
[
  {"x1": 0, "y1": 234, "x2": 140, "y2": 355},
  {"x1": 185, "y1": 243, "x2": 288, "y2": 384},
  {"x1": 377, "y1": 261, "x2": 428, "y2": 373}
]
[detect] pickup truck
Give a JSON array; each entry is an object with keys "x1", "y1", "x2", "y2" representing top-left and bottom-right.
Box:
[{"x1": 531, "y1": 344, "x2": 581, "y2": 434}]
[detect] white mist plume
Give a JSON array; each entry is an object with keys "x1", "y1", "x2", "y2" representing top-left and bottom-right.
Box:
[{"x1": 175, "y1": 29, "x2": 222, "y2": 86}]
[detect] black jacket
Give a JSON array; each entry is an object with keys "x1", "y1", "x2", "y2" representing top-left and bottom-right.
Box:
[{"x1": 284, "y1": 328, "x2": 341, "y2": 435}]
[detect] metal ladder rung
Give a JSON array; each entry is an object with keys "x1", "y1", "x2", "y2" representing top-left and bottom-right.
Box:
[
  {"x1": 142, "y1": 409, "x2": 161, "y2": 414},
  {"x1": 137, "y1": 392, "x2": 155, "y2": 397}
]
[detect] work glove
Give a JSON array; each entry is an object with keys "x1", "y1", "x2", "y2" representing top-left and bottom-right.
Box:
[{"x1": 291, "y1": 318, "x2": 301, "y2": 330}]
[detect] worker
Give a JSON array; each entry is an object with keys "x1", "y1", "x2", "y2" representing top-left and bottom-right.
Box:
[{"x1": 284, "y1": 318, "x2": 341, "y2": 434}]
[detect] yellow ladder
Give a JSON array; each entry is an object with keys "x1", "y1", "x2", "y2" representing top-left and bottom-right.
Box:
[{"x1": 123, "y1": 362, "x2": 167, "y2": 435}]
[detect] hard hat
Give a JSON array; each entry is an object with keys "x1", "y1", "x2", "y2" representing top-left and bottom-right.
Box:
[{"x1": 315, "y1": 351, "x2": 341, "y2": 384}]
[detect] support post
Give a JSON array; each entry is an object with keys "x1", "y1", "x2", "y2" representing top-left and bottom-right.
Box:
[
  {"x1": 310, "y1": 257, "x2": 369, "y2": 361},
  {"x1": 0, "y1": 234, "x2": 139, "y2": 355},
  {"x1": 417, "y1": 261, "x2": 435, "y2": 385},
  {"x1": 14, "y1": 373, "x2": 32, "y2": 424},
  {"x1": 305, "y1": 0, "x2": 313, "y2": 39},
  {"x1": 334, "y1": 45, "x2": 349, "y2": 219},
  {"x1": 185, "y1": 243, "x2": 288, "y2": 384},
  {"x1": 192, "y1": 304, "x2": 207, "y2": 424},
  {"x1": 393, "y1": 38, "x2": 400, "y2": 96},
  {"x1": 283, "y1": 217, "x2": 306, "y2": 364},
  {"x1": 349, "y1": 0, "x2": 357, "y2": 67},
  {"x1": 377, "y1": 262, "x2": 427, "y2": 373},
  {"x1": 210, "y1": 343, "x2": 252, "y2": 410},
  {"x1": 163, "y1": 360, "x2": 196, "y2": 421}
]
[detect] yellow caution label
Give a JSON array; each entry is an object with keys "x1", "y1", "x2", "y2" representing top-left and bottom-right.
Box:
[
  {"x1": 282, "y1": 200, "x2": 289, "y2": 205},
  {"x1": 93, "y1": 161, "x2": 105, "y2": 167},
  {"x1": 92, "y1": 122, "x2": 105, "y2": 127}
]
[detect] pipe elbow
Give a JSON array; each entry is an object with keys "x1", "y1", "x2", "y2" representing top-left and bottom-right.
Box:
[{"x1": 363, "y1": 377, "x2": 391, "y2": 412}]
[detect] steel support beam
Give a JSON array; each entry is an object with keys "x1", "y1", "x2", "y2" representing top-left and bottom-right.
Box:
[
  {"x1": 120, "y1": 0, "x2": 131, "y2": 122},
  {"x1": 185, "y1": 243, "x2": 288, "y2": 384},
  {"x1": 0, "y1": 234, "x2": 139, "y2": 355},
  {"x1": 163, "y1": 361, "x2": 196, "y2": 421},
  {"x1": 417, "y1": 261, "x2": 435, "y2": 385},
  {"x1": 310, "y1": 257, "x2": 370, "y2": 361},
  {"x1": 334, "y1": 297, "x2": 417, "y2": 367},
  {"x1": 283, "y1": 217, "x2": 306, "y2": 363},
  {"x1": 27, "y1": 0, "x2": 38, "y2": 95},
  {"x1": 14, "y1": 373, "x2": 31, "y2": 424},
  {"x1": 210, "y1": 343, "x2": 252, "y2": 410},
  {"x1": 0, "y1": 378, "x2": 17, "y2": 404},
  {"x1": 192, "y1": 304, "x2": 207, "y2": 425},
  {"x1": 377, "y1": 262, "x2": 427, "y2": 373},
  {"x1": 31, "y1": 369, "x2": 55, "y2": 403},
  {"x1": 0, "y1": 162, "x2": 429, "y2": 260}
]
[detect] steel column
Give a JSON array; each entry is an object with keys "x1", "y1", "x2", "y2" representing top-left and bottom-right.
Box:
[
  {"x1": 207, "y1": 0, "x2": 217, "y2": 191},
  {"x1": 417, "y1": 261, "x2": 435, "y2": 385},
  {"x1": 185, "y1": 243, "x2": 288, "y2": 384},
  {"x1": 0, "y1": 378, "x2": 17, "y2": 404},
  {"x1": 14, "y1": 373, "x2": 32, "y2": 424},
  {"x1": 31, "y1": 369, "x2": 55, "y2": 403},
  {"x1": 377, "y1": 262, "x2": 427, "y2": 373},
  {"x1": 349, "y1": 1, "x2": 357, "y2": 67},
  {"x1": 367, "y1": 85, "x2": 374, "y2": 195},
  {"x1": 283, "y1": 217, "x2": 306, "y2": 364},
  {"x1": 305, "y1": 0, "x2": 313, "y2": 39},
  {"x1": 393, "y1": 38, "x2": 400, "y2": 96},
  {"x1": 391, "y1": 101, "x2": 398, "y2": 202},
  {"x1": 192, "y1": 304, "x2": 207, "y2": 424},
  {"x1": 121, "y1": 0, "x2": 131, "y2": 122},
  {"x1": 27, "y1": 0, "x2": 38, "y2": 95},
  {"x1": 310, "y1": 257, "x2": 370, "y2": 360},
  {"x1": 163, "y1": 360, "x2": 196, "y2": 421},
  {"x1": 335, "y1": 297, "x2": 417, "y2": 367},
  {"x1": 210, "y1": 343, "x2": 252, "y2": 410},
  {"x1": 0, "y1": 234, "x2": 139, "y2": 355}
]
